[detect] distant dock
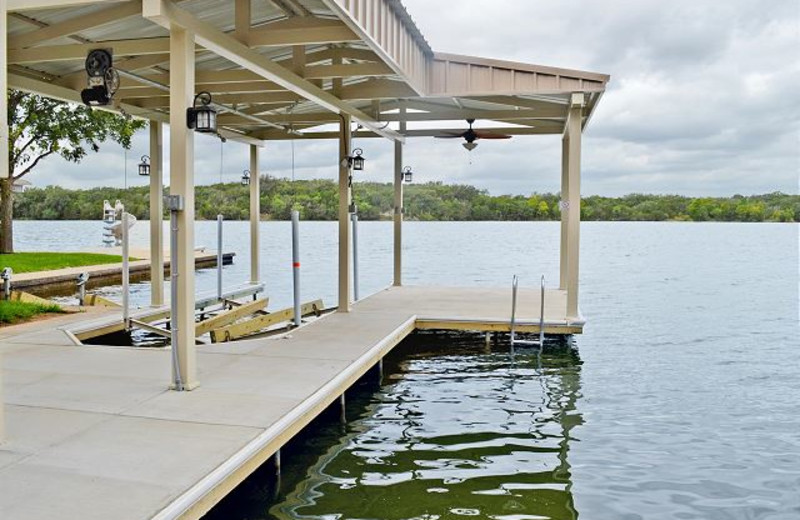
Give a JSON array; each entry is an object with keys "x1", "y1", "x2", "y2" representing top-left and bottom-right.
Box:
[{"x1": 8, "y1": 248, "x2": 235, "y2": 297}]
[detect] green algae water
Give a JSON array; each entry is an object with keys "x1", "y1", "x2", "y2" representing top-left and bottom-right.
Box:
[{"x1": 205, "y1": 333, "x2": 582, "y2": 520}]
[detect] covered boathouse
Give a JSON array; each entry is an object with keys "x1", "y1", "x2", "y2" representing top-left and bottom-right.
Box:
[{"x1": 0, "y1": 1, "x2": 609, "y2": 518}]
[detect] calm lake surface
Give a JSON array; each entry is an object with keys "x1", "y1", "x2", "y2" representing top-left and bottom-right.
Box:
[{"x1": 14, "y1": 220, "x2": 800, "y2": 519}]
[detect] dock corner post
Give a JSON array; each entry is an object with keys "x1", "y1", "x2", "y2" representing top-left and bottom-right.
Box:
[
  {"x1": 249, "y1": 144, "x2": 260, "y2": 285},
  {"x1": 565, "y1": 93, "x2": 583, "y2": 319},
  {"x1": 338, "y1": 114, "x2": 352, "y2": 312},
  {"x1": 393, "y1": 101, "x2": 406, "y2": 287},
  {"x1": 168, "y1": 23, "x2": 198, "y2": 390},
  {"x1": 559, "y1": 132, "x2": 570, "y2": 292},
  {"x1": 149, "y1": 120, "x2": 165, "y2": 307},
  {"x1": 291, "y1": 209, "x2": 301, "y2": 326}
]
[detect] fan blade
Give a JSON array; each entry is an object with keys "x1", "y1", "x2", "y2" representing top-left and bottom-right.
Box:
[
  {"x1": 474, "y1": 131, "x2": 513, "y2": 140},
  {"x1": 434, "y1": 133, "x2": 466, "y2": 139}
]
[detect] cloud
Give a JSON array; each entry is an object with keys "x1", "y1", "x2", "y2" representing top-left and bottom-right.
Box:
[{"x1": 22, "y1": 0, "x2": 800, "y2": 197}]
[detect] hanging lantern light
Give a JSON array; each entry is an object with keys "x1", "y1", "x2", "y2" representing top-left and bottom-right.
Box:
[
  {"x1": 402, "y1": 166, "x2": 413, "y2": 184},
  {"x1": 241, "y1": 169, "x2": 251, "y2": 186},
  {"x1": 351, "y1": 148, "x2": 365, "y2": 171},
  {"x1": 187, "y1": 91, "x2": 217, "y2": 133},
  {"x1": 138, "y1": 155, "x2": 150, "y2": 177}
]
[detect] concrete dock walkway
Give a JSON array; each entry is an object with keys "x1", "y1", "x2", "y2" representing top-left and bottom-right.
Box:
[{"x1": 0, "y1": 285, "x2": 582, "y2": 520}]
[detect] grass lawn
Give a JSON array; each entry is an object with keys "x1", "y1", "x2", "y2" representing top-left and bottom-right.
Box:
[
  {"x1": 0, "y1": 300, "x2": 64, "y2": 325},
  {"x1": 0, "y1": 252, "x2": 130, "y2": 273}
]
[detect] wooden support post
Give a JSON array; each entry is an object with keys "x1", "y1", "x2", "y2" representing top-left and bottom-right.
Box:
[
  {"x1": 338, "y1": 114, "x2": 352, "y2": 312},
  {"x1": 149, "y1": 120, "x2": 164, "y2": 306},
  {"x1": 249, "y1": 144, "x2": 260, "y2": 284},
  {"x1": 1, "y1": 0, "x2": 8, "y2": 440},
  {"x1": 559, "y1": 134, "x2": 569, "y2": 291},
  {"x1": 169, "y1": 25, "x2": 198, "y2": 389},
  {"x1": 234, "y1": 0, "x2": 250, "y2": 45},
  {"x1": 565, "y1": 94, "x2": 583, "y2": 319},
  {"x1": 393, "y1": 101, "x2": 406, "y2": 286}
]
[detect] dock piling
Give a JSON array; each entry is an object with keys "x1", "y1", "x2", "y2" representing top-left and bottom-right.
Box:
[
  {"x1": 76, "y1": 272, "x2": 89, "y2": 306},
  {"x1": 291, "y1": 210, "x2": 301, "y2": 327}
]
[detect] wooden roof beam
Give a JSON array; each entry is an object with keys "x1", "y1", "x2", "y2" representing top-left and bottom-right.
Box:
[
  {"x1": 143, "y1": 0, "x2": 403, "y2": 142},
  {"x1": 8, "y1": 1, "x2": 142, "y2": 48}
]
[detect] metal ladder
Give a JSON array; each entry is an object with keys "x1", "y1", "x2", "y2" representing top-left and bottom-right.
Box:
[{"x1": 510, "y1": 274, "x2": 546, "y2": 347}]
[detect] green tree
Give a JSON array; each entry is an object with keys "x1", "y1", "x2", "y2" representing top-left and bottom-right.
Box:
[{"x1": 1, "y1": 91, "x2": 145, "y2": 253}]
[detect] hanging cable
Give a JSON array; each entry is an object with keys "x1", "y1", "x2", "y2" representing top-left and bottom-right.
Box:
[{"x1": 219, "y1": 138, "x2": 224, "y2": 184}]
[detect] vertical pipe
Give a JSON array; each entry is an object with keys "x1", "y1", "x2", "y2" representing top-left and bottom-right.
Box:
[
  {"x1": 249, "y1": 145, "x2": 260, "y2": 284},
  {"x1": 351, "y1": 212, "x2": 359, "y2": 301},
  {"x1": 393, "y1": 101, "x2": 406, "y2": 286},
  {"x1": 170, "y1": 208, "x2": 183, "y2": 391},
  {"x1": 339, "y1": 393, "x2": 347, "y2": 424},
  {"x1": 217, "y1": 214, "x2": 223, "y2": 302},
  {"x1": 169, "y1": 25, "x2": 197, "y2": 389},
  {"x1": 149, "y1": 121, "x2": 164, "y2": 306},
  {"x1": 291, "y1": 209, "x2": 301, "y2": 326},
  {"x1": 122, "y1": 211, "x2": 130, "y2": 330},
  {"x1": 338, "y1": 115, "x2": 352, "y2": 312}
]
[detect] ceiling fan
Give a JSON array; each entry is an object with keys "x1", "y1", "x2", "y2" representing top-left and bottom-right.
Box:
[{"x1": 434, "y1": 119, "x2": 512, "y2": 151}]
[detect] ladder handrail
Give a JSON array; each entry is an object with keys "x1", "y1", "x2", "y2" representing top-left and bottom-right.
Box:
[{"x1": 510, "y1": 274, "x2": 546, "y2": 347}]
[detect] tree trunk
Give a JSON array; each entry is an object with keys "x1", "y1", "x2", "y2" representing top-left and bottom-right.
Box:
[{"x1": 0, "y1": 178, "x2": 13, "y2": 254}]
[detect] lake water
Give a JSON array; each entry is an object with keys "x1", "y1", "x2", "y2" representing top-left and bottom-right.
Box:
[{"x1": 13, "y1": 220, "x2": 800, "y2": 519}]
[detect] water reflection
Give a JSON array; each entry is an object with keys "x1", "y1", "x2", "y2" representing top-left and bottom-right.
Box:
[{"x1": 208, "y1": 332, "x2": 583, "y2": 520}]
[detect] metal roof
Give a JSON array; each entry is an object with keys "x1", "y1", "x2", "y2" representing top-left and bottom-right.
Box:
[{"x1": 5, "y1": 0, "x2": 610, "y2": 145}]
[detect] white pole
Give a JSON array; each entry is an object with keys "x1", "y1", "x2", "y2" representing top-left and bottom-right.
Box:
[
  {"x1": 351, "y1": 212, "x2": 359, "y2": 301},
  {"x1": 122, "y1": 211, "x2": 130, "y2": 330},
  {"x1": 217, "y1": 214, "x2": 223, "y2": 302},
  {"x1": 291, "y1": 209, "x2": 301, "y2": 326},
  {"x1": 168, "y1": 25, "x2": 197, "y2": 389}
]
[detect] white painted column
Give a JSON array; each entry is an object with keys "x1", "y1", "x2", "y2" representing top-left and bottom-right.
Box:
[
  {"x1": 338, "y1": 115, "x2": 352, "y2": 312},
  {"x1": 249, "y1": 144, "x2": 260, "y2": 284},
  {"x1": 565, "y1": 94, "x2": 583, "y2": 319},
  {"x1": 149, "y1": 120, "x2": 164, "y2": 307},
  {"x1": 0, "y1": 0, "x2": 8, "y2": 440},
  {"x1": 169, "y1": 26, "x2": 198, "y2": 389},
  {"x1": 559, "y1": 134, "x2": 569, "y2": 290},
  {"x1": 393, "y1": 103, "x2": 405, "y2": 286}
]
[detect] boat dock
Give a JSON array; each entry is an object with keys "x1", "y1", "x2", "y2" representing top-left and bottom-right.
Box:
[{"x1": 0, "y1": 285, "x2": 582, "y2": 520}]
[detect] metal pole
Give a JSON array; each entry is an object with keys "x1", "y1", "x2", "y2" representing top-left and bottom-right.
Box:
[
  {"x1": 351, "y1": 212, "x2": 359, "y2": 301},
  {"x1": 170, "y1": 208, "x2": 183, "y2": 391},
  {"x1": 217, "y1": 214, "x2": 223, "y2": 302},
  {"x1": 291, "y1": 209, "x2": 301, "y2": 327},
  {"x1": 122, "y1": 211, "x2": 130, "y2": 330}
]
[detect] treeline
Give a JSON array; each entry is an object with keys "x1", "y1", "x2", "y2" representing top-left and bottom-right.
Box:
[{"x1": 13, "y1": 178, "x2": 800, "y2": 222}]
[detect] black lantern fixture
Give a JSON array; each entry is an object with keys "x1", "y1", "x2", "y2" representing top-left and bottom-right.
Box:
[
  {"x1": 187, "y1": 91, "x2": 217, "y2": 133},
  {"x1": 138, "y1": 155, "x2": 150, "y2": 177},
  {"x1": 402, "y1": 166, "x2": 413, "y2": 184},
  {"x1": 348, "y1": 148, "x2": 366, "y2": 171},
  {"x1": 241, "y1": 169, "x2": 251, "y2": 186}
]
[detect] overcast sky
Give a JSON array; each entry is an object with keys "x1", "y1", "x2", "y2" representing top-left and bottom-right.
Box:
[{"x1": 30, "y1": 0, "x2": 799, "y2": 196}]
